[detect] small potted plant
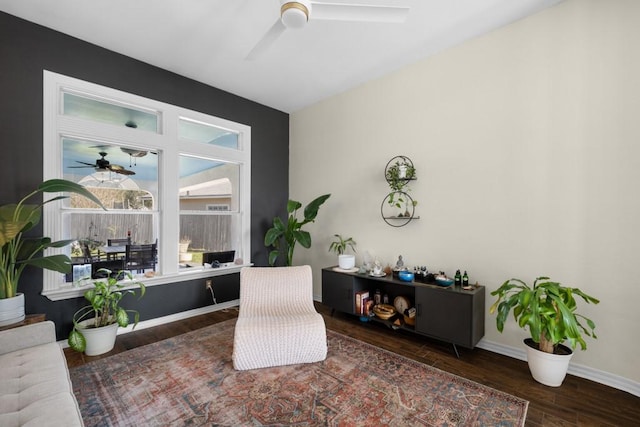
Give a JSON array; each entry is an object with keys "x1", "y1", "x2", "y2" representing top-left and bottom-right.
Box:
[
  {"x1": 68, "y1": 269, "x2": 146, "y2": 356},
  {"x1": 385, "y1": 158, "x2": 416, "y2": 193},
  {"x1": 329, "y1": 234, "x2": 357, "y2": 270},
  {"x1": 489, "y1": 276, "x2": 599, "y2": 387},
  {"x1": 0, "y1": 179, "x2": 104, "y2": 326},
  {"x1": 179, "y1": 237, "x2": 192, "y2": 262}
]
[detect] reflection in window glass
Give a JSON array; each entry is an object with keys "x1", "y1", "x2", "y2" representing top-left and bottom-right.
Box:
[
  {"x1": 179, "y1": 118, "x2": 238, "y2": 149},
  {"x1": 179, "y1": 214, "x2": 239, "y2": 254},
  {"x1": 179, "y1": 156, "x2": 240, "y2": 265},
  {"x1": 62, "y1": 137, "x2": 159, "y2": 276},
  {"x1": 179, "y1": 156, "x2": 239, "y2": 212},
  {"x1": 63, "y1": 138, "x2": 158, "y2": 209},
  {"x1": 63, "y1": 91, "x2": 160, "y2": 132},
  {"x1": 64, "y1": 212, "x2": 156, "y2": 249}
]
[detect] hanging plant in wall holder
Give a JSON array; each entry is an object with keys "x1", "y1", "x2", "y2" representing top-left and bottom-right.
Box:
[
  {"x1": 385, "y1": 155, "x2": 416, "y2": 192},
  {"x1": 382, "y1": 156, "x2": 418, "y2": 227}
]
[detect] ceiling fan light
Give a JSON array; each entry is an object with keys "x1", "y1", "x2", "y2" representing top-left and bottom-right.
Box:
[{"x1": 281, "y1": 3, "x2": 309, "y2": 29}]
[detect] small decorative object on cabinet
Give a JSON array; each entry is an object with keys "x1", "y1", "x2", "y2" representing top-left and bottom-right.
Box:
[
  {"x1": 382, "y1": 155, "x2": 418, "y2": 227},
  {"x1": 398, "y1": 270, "x2": 414, "y2": 282}
]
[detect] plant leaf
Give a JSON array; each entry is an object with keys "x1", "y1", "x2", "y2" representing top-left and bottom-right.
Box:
[
  {"x1": 286, "y1": 200, "x2": 302, "y2": 213},
  {"x1": 268, "y1": 250, "x2": 279, "y2": 266},
  {"x1": 294, "y1": 230, "x2": 311, "y2": 248},
  {"x1": 115, "y1": 307, "x2": 129, "y2": 328},
  {"x1": 302, "y1": 194, "x2": 331, "y2": 223},
  {"x1": 68, "y1": 329, "x2": 86, "y2": 353}
]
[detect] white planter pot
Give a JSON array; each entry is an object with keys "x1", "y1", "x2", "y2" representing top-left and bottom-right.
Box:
[
  {"x1": 398, "y1": 164, "x2": 408, "y2": 179},
  {"x1": 525, "y1": 338, "x2": 573, "y2": 387},
  {"x1": 338, "y1": 254, "x2": 355, "y2": 270},
  {"x1": 0, "y1": 293, "x2": 25, "y2": 327},
  {"x1": 77, "y1": 319, "x2": 119, "y2": 356}
]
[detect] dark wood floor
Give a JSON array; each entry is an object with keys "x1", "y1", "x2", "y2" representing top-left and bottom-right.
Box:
[{"x1": 64, "y1": 303, "x2": 639, "y2": 427}]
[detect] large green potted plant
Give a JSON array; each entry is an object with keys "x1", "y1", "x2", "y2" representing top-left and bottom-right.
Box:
[
  {"x1": 68, "y1": 269, "x2": 146, "y2": 356},
  {"x1": 328, "y1": 234, "x2": 357, "y2": 270},
  {"x1": 0, "y1": 179, "x2": 104, "y2": 326},
  {"x1": 489, "y1": 276, "x2": 599, "y2": 386},
  {"x1": 264, "y1": 194, "x2": 331, "y2": 266}
]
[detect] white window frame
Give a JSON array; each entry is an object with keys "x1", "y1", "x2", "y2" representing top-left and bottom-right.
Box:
[{"x1": 42, "y1": 71, "x2": 251, "y2": 300}]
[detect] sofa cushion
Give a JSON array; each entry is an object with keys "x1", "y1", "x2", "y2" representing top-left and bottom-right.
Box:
[{"x1": 0, "y1": 341, "x2": 83, "y2": 427}]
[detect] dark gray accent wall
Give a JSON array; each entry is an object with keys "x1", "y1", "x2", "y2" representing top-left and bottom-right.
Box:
[{"x1": 0, "y1": 12, "x2": 289, "y2": 339}]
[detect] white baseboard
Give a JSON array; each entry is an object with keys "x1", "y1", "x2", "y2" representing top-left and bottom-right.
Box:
[
  {"x1": 58, "y1": 299, "x2": 239, "y2": 348},
  {"x1": 118, "y1": 299, "x2": 239, "y2": 334},
  {"x1": 476, "y1": 338, "x2": 640, "y2": 397}
]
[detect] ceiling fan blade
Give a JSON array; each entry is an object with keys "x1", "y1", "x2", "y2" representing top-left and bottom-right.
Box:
[
  {"x1": 246, "y1": 18, "x2": 287, "y2": 60},
  {"x1": 108, "y1": 164, "x2": 136, "y2": 175},
  {"x1": 310, "y1": 2, "x2": 409, "y2": 23},
  {"x1": 73, "y1": 161, "x2": 97, "y2": 167}
]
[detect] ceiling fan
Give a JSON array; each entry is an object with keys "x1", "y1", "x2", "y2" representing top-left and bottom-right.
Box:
[
  {"x1": 69, "y1": 152, "x2": 136, "y2": 176},
  {"x1": 246, "y1": 0, "x2": 410, "y2": 60},
  {"x1": 120, "y1": 147, "x2": 149, "y2": 167}
]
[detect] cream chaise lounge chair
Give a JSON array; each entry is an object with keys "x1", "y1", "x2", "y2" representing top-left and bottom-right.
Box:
[{"x1": 232, "y1": 265, "x2": 327, "y2": 370}]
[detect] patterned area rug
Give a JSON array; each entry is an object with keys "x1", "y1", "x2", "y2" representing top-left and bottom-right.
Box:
[{"x1": 70, "y1": 319, "x2": 528, "y2": 426}]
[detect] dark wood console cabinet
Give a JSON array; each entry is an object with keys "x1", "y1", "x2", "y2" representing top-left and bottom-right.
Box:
[{"x1": 322, "y1": 267, "x2": 485, "y2": 352}]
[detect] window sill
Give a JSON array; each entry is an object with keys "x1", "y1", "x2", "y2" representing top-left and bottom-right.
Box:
[{"x1": 43, "y1": 263, "x2": 251, "y2": 301}]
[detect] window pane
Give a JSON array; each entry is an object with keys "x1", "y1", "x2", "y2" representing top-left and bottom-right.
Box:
[
  {"x1": 179, "y1": 156, "x2": 239, "y2": 212},
  {"x1": 63, "y1": 138, "x2": 158, "y2": 209},
  {"x1": 63, "y1": 92, "x2": 160, "y2": 133},
  {"x1": 179, "y1": 155, "x2": 240, "y2": 266},
  {"x1": 179, "y1": 118, "x2": 238, "y2": 149},
  {"x1": 179, "y1": 214, "x2": 240, "y2": 265},
  {"x1": 62, "y1": 137, "x2": 159, "y2": 282}
]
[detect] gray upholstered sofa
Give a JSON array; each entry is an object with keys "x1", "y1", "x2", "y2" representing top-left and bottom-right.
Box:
[{"x1": 0, "y1": 321, "x2": 84, "y2": 426}]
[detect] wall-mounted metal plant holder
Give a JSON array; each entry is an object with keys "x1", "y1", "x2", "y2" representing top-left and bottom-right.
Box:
[{"x1": 382, "y1": 155, "x2": 418, "y2": 227}]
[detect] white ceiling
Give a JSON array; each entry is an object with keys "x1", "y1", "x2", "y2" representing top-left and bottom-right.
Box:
[{"x1": 0, "y1": 0, "x2": 563, "y2": 113}]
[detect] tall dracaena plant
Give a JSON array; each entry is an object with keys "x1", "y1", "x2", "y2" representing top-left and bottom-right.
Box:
[
  {"x1": 264, "y1": 194, "x2": 331, "y2": 266},
  {"x1": 0, "y1": 179, "x2": 105, "y2": 299},
  {"x1": 490, "y1": 277, "x2": 599, "y2": 353}
]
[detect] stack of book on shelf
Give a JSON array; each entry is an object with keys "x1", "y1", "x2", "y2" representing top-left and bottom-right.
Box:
[{"x1": 355, "y1": 290, "x2": 373, "y2": 316}]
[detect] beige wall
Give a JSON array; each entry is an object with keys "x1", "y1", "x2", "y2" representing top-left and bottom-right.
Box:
[{"x1": 290, "y1": 0, "x2": 640, "y2": 386}]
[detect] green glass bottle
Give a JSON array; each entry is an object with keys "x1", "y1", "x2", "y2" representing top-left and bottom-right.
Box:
[
  {"x1": 454, "y1": 269, "x2": 462, "y2": 286},
  {"x1": 462, "y1": 270, "x2": 469, "y2": 287}
]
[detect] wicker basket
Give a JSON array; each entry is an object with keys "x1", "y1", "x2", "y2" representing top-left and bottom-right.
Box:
[{"x1": 373, "y1": 304, "x2": 396, "y2": 320}]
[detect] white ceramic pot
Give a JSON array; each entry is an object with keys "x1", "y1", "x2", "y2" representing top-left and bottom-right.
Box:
[
  {"x1": 338, "y1": 254, "x2": 355, "y2": 270},
  {"x1": 525, "y1": 338, "x2": 573, "y2": 387},
  {"x1": 398, "y1": 164, "x2": 408, "y2": 179},
  {"x1": 77, "y1": 319, "x2": 119, "y2": 356},
  {"x1": 0, "y1": 293, "x2": 25, "y2": 327}
]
